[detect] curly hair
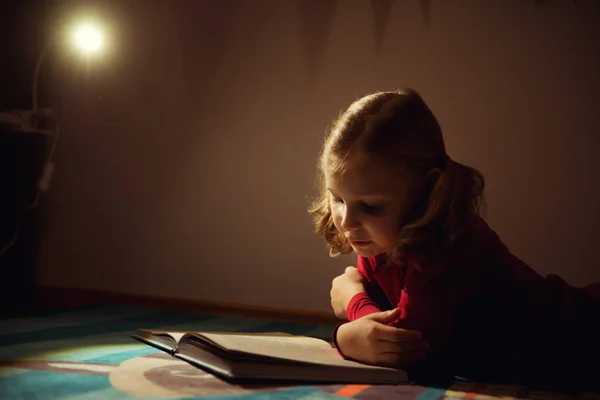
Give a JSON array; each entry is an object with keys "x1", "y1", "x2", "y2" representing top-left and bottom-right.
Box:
[{"x1": 308, "y1": 89, "x2": 485, "y2": 268}]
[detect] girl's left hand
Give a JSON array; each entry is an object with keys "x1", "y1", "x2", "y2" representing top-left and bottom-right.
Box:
[{"x1": 330, "y1": 266, "x2": 366, "y2": 319}]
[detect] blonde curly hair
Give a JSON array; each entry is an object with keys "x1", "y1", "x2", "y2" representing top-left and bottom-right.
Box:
[{"x1": 308, "y1": 89, "x2": 485, "y2": 268}]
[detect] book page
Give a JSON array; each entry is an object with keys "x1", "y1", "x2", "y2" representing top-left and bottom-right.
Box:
[
  {"x1": 188, "y1": 332, "x2": 402, "y2": 371},
  {"x1": 199, "y1": 333, "x2": 331, "y2": 358},
  {"x1": 163, "y1": 332, "x2": 186, "y2": 342},
  {"x1": 131, "y1": 330, "x2": 183, "y2": 355},
  {"x1": 192, "y1": 333, "x2": 394, "y2": 369},
  {"x1": 138, "y1": 330, "x2": 186, "y2": 343}
]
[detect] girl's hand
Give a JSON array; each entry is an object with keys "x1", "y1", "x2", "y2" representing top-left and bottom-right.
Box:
[
  {"x1": 330, "y1": 266, "x2": 366, "y2": 319},
  {"x1": 335, "y1": 308, "x2": 429, "y2": 368}
]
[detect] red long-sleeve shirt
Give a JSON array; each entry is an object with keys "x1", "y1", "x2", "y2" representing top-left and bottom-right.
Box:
[{"x1": 337, "y1": 216, "x2": 600, "y2": 387}]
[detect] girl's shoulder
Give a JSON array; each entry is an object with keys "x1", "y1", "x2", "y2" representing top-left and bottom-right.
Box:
[
  {"x1": 426, "y1": 216, "x2": 509, "y2": 278},
  {"x1": 448, "y1": 215, "x2": 533, "y2": 280},
  {"x1": 453, "y1": 215, "x2": 505, "y2": 255}
]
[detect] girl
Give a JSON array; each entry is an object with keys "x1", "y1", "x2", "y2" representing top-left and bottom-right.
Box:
[{"x1": 309, "y1": 89, "x2": 600, "y2": 391}]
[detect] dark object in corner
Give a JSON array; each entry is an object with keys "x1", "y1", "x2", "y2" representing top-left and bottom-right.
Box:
[{"x1": 0, "y1": 123, "x2": 55, "y2": 315}]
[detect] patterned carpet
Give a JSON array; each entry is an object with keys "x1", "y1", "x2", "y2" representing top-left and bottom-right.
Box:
[{"x1": 1, "y1": 305, "x2": 598, "y2": 399}]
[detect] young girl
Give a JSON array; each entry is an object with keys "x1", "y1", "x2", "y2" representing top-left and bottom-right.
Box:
[{"x1": 309, "y1": 89, "x2": 600, "y2": 391}]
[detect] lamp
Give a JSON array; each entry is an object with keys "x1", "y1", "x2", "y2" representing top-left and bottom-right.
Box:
[
  {"x1": 0, "y1": 20, "x2": 107, "y2": 257},
  {"x1": 32, "y1": 22, "x2": 105, "y2": 115},
  {"x1": 0, "y1": 20, "x2": 106, "y2": 131}
]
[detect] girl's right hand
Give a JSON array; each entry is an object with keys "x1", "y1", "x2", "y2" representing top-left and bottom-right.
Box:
[{"x1": 335, "y1": 308, "x2": 429, "y2": 368}]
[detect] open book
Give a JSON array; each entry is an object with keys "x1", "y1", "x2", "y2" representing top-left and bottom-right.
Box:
[{"x1": 131, "y1": 329, "x2": 409, "y2": 384}]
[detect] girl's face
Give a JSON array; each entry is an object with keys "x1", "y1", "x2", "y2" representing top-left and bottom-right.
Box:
[{"x1": 325, "y1": 157, "x2": 422, "y2": 257}]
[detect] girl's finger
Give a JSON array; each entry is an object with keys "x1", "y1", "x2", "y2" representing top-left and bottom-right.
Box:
[
  {"x1": 376, "y1": 324, "x2": 424, "y2": 343},
  {"x1": 376, "y1": 337, "x2": 429, "y2": 354}
]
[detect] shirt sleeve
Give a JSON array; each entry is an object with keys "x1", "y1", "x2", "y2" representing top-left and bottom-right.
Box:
[
  {"x1": 345, "y1": 256, "x2": 394, "y2": 321},
  {"x1": 331, "y1": 322, "x2": 351, "y2": 359},
  {"x1": 346, "y1": 292, "x2": 382, "y2": 320}
]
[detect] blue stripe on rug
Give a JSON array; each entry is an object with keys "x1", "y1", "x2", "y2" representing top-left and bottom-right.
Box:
[
  {"x1": 82, "y1": 346, "x2": 159, "y2": 364},
  {"x1": 0, "y1": 306, "x2": 158, "y2": 335},
  {"x1": 60, "y1": 386, "x2": 234, "y2": 400},
  {"x1": 35, "y1": 315, "x2": 273, "y2": 363},
  {"x1": 2, "y1": 344, "x2": 147, "y2": 364},
  {"x1": 60, "y1": 386, "x2": 195, "y2": 400},
  {"x1": 0, "y1": 370, "x2": 110, "y2": 400},
  {"x1": 413, "y1": 386, "x2": 450, "y2": 400},
  {"x1": 200, "y1": 386, "x2": 339, "y2": 400},
  {"x1": 0, "y1": 310, "x2": 216, "y2": 347},
  {"x1": 0, "y1": 332, "x2": 154, "y2": 362}
]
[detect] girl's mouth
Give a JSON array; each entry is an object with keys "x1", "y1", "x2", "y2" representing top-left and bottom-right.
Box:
[{"x1": 349, "y1": 240, "x2": 372, "y2": 247}]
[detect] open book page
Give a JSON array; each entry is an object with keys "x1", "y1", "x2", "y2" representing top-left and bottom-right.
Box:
[
  {"x1": 131, "y1": 330, "x2": 188, "y2": 354},
  {"x1": 185, "y1": 333, "x2": 400, "y2": 371},
  {"x1": 159, "y1": 332, "x2": 186, "y2": 342},
  {"x1": 132, "y1": 330, "x2": 297, "y2": 349},
  {"x1": 133, "y1": 330, "x2": 187, "y2": 342},
  {"x1": 195, "y1": 333, "x2": 331, "y2": 354}
]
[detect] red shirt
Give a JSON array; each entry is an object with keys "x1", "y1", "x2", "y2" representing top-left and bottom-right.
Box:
[{"x1": 341, "y1": 216, "x2": 600, "y2": 386}]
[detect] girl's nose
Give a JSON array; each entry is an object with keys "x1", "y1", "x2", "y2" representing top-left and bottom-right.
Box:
[{"x1": 341, "y1": 207, "x2": 361, "y2": 231}]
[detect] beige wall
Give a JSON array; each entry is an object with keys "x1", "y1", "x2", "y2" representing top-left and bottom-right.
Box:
[{"x1": 37, "y1": 0, "x2": 600, "y2": 313}]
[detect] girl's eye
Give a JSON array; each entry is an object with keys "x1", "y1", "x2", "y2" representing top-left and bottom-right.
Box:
[{"x1": 361, "y1": 203, "x2": 382, "y2": 214}]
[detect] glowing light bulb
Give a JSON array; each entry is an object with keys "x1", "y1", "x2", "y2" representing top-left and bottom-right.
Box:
[{"x1": 73, "y1": 23, "x2": 103, "y2": 53}]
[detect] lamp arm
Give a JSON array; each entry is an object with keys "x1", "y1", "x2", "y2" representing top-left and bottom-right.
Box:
[{"x1": 32, "y1": 42, "x2": 54, "y2": 113}]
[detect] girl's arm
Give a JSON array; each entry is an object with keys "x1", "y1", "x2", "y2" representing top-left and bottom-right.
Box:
[
  {"x1": 333, "y1": 256, "x2": 427, "y2": 363},
  {"x1": 346, "y1": 256, "x2": 394, "y2": 321}
]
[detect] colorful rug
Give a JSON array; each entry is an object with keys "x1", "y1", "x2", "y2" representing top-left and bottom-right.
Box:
[{"x1": 0, "y1": 305, "x2": 598, "y2": 399}]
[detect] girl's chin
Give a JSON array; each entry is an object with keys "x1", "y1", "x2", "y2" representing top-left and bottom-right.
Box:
[{"x1": 353, "y1": 246, "x2": 380, "y2": 257}]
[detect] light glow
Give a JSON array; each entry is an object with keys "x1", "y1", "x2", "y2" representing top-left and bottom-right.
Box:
[{"x1": 72, "y1": 23, "x2": 103, "y2": 53}]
